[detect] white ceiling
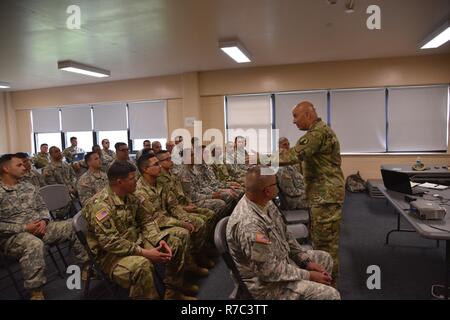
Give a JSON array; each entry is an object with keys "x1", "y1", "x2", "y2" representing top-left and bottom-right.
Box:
[{"x1": 0, "y1": 0, "x2": 449, "y2": 91}]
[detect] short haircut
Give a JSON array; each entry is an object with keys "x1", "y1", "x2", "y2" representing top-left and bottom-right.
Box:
[
  {"x1": 84, "y1": 152, "x2": 97, "y2": 164},
  {"x1": 137, "y1": 153, "x2": 156, "y2": 174},
  {"x1": 70, "y1": 137, "x2": 77, "y2": 142},
  {"x1": 14, "y1": 152, "x2": 29, "y2": 159},
  {"x1": 49, "y1": 146, "x2": 59, "y2": 153},
  {"x1": 40, "y1": 143, "x2": 48, "y2": 148},
  {"x1": 92, "y1": 144, "x2": 101, "y2": 151},
  {"x1": 245, "y1": 165, "x2": 275, "y2": 194},
  {"x1": 143, "y1": 140, "x2": 150, "y2": 145},
  {"x1": 107, "y1": 161, "x2": 136, "y2": 182},
  {"x1": 0, "y1": 154, "x2": 15, "y2": 174},
  {"x1": 115, "y1": 142, "x2": 127, "y2": 151},
  {"x1": 101, "y1": 139, "x2": 109, "y2": 144}
]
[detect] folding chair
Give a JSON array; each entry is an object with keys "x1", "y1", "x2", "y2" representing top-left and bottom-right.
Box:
[
  {"x1": 40, "y1": 184, "x2": 74, "y2": 220},
  {"x1": 72, "y1": 212, "x2": 165, "y2": 299},
  {"x1": 214, "y1": 217, "x2": 254, "y2": 300}
]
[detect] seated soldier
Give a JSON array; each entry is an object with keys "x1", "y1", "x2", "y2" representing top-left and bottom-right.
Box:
[
  {"x1": 32, "y1": 143, "x2": 51, "y2": 169},
  {"x1": 276, "y1": 166, "x2": 307, "y2": 210},
  {"x1": 82, "y1": 161, "x2": 170, "y2": 300},
  {"x1": 0, "y1": 154, "x2": 88, "y2": 300},
  {"x1": 136, "y1": 153, "x2": 214, "y2": 271},
  {"x1": 42, "y1": 146, "x2": 78, "y2": 198},
  {"x1": 226, "y1": 165, "x2": 340, "y2": 300},
  {"x1": 16, "y1": 152, "x2": 45, "y2": 188},
  {"x1": 101, "y1": 139, "x2": 116, "y2": 168},
  {"x1": 77, "y1": 152, "x2": 109, "y2": 206}
]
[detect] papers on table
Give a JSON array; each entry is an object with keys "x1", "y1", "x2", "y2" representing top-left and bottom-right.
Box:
[{"x1": 417, "y1": 182, "x2": 448, "y2": 190}]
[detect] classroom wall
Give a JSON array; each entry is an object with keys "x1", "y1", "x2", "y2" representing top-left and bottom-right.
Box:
[
  {"x1": 7, "y1": 53, "x2": 450, "y2": 179},
  {"x1": 0, "y1": 93, "x2": 9, "y2": 154}
]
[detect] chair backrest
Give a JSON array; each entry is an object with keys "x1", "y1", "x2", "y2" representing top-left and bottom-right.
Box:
[
  {"x1": 40, "y1": 184, "x2": 71, "y2": 211},
  {"x1": 214, "y1": 217, "x2": 254, "y2": 300},
  {"x1": 72, "y1": 211, "x2": 88, "y2": 234}
]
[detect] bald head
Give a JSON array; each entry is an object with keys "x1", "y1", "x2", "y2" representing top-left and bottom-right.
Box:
[
  {"x1": 292, "y1": 101, "x2": 318, "y2": 131},
  {"x1": 245, "y1": 166, "x2": 277, "y2": 204}
]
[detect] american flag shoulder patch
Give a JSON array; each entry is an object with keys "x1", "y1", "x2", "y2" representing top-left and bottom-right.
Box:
[
  {"x1": 96, "y1": 209, "x2": 109, "y2": 221},
  {"x1": 255, "y1": 233, "x2": 270, "y2": 245}
]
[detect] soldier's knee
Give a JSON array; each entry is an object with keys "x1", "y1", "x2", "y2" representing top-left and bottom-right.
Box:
[
  {"x1": 326, "y1": 287, "x2": 341, "y2": 300},
  {"x1": 27, "y1": 237, "x2": 45, "y2": 252},
  {"x1": 132, "y1": 256, "x2": 154, "y2": 274}
]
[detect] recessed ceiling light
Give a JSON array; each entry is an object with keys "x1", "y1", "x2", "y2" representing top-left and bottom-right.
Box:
[
  {"x1": 58, "y1": 60, "x2": 111, "y2": 78},
  {"x1": 219, "y1": 40, "x2": 252, "y2": 63},
  {"x1": 421, "y1": 21, "x2": 450, "y2": 49},
  {"x1": 0, "y1": 81, "x2": 10, "y2": 89}
]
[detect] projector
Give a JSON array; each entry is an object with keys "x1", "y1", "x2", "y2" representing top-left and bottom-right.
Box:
[{"x1": 410, "y1": 199, "x2": 447, "y2": 220}]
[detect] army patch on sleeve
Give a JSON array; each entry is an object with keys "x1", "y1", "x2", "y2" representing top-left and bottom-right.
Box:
[
  {"x1": 96, "y1": 209, "x2": 109, "y2": 221},
  {"x1": 255, "y1": 233, "x2": 270, "y2": 245},
  {"x1": 299, "y1": 138, "x2": 309, "y2": 145}
]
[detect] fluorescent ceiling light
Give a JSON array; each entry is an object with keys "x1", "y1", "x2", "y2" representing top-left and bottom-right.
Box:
[
  {"x1": 58, "y1": 60, "x2": 110, "y2": 78},
  {"x1": 0, "y1": 81, "x2": 10, "y2": 89},
  {"x1": 219, "y1": 41, "x2": 252, "y2": 63},
  {"x1": 421, "y1": 21, "x2": 450, "y2": 49}
]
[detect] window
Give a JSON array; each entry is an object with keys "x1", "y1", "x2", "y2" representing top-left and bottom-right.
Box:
[
  {"x1": 128, "y1": 101, "x2": 168, "y2": 141},
  {"x1": 330, "y1": 88, "x2": 386, "y2": 153},
  {"x1": 97, "y1": 130, "x2": 129, "y2": 151},
  {"x1": 36, "y1": 133, "x2": 62, "y2": 151},
  {"x1": 226, "y1": 94, "x2": 273, "y2": 154},
  {"x1": 65, "y1": 131, "x2": 93, "y2": 152},
  {"x1": 132, "y1": 138, "x2": 167, "y2": 151}
]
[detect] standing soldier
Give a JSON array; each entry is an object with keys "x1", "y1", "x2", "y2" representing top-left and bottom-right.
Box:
[
  {"x1": 288, "y1": 101, "x2": 345, "y2": 286},
  {"x1": 32, "y1": 143, "x2": 51, "y2": 169},
  {"x1": 77, "y1": 152, "x2": 109, "y2": 206},
  {"x1": 83, "y1": 161, "x2": 171, "y2": 300},
  {"x1": 0, "y1": 154, "x2": 88, "y2": 300}
]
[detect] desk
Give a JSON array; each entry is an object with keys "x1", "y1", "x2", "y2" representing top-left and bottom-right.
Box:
[
  {"x1": 381, "y1": 164, "x2": 450, "y2": 185},
  {"x1": 379, "y1": 185, "x2": 450, "y2": 299}
]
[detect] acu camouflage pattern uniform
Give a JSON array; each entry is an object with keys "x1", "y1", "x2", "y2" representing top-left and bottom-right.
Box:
[
  {"x1": 82, "y1": 186, "x2": 159, "y2": 299},
  {"x1": 0, "y1": 181, "x2": 88, "y2": 290},
  {"x1": 198, "y1": 164, "x2": 242, "y2": 205},
  {"x1": 62, "y1": 146, "x2": 84, "y2": 163},
  {"x1": 134, "y1": 177, "x2": 193, "y2": 290},
  {"x1": 77, "y1": 170, "x2": 109, "y2": 206},
  {"x1": 290, "y1": 118, "x2": 345, "y2": 282},
  {"x1": 227, "y1": 196, "x2": 340, "y2": 300},
  {"x1": 42, "y1": 161, "x2": 78, "y2": 197},
  {"x1": 21, "y1": 168, "x2": 45, "y2": 189},
  {"x1": 101, "y1": 149, "x2": 116, "y2": 168},
  {"x1": 276, "y1": 165, "x2": 307, "y2": 210},
  {"x1": 178, "y1": 165, "x2": 228, "y2": 219},
  {"x1": 32, "y1": 152, "x2": 50, "y2": 169}
]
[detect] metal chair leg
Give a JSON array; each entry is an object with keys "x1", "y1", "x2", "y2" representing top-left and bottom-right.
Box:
[{"x1": 47, "y1": 248, "x2": 64, "y2": 279}]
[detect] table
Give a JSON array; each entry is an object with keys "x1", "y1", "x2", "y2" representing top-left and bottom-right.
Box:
[{"x1": 379, "y1": 185, "x2": 450, "y2": 299}]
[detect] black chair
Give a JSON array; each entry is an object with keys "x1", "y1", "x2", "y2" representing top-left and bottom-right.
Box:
[
  {"x1": 214, "y1": 217, "x2": 253, "y2": 300},
  {"x1": 0, "y1": 252, "x2": 25, "y2": 299},
  {"x1": 72, "y1": 211, "x2": 165, "y2": 299}
]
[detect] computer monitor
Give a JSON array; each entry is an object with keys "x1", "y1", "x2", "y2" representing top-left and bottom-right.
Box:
[{"x1": 381, "y1": 169, "x2": 423, "y2": 195}]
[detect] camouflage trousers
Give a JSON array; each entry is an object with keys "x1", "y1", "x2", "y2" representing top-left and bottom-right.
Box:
[
  {"x1": 142, "y1": 226, "x2": 190, "y2": 290},
  {"x1": 178, "y1": 210, "x2": 210, "y2": 256},
  {"x1": 0, "y1": 220, "x2": 88, "y2": 290},
  {"x1": 194, "y1": 198, "x2": 228, "y2": 220},
  {"x1": 106, "y1": 255, "x2": 159, "y2": 300},
  {"x1": 251, "y1": 250, "x2": 340, "y2": 300},
  {"x1": 309, "y1": 203, "x2": 342, "y2": 285},
  {"x1": 190, "y1": 207, "x2": 217, "y2": 249}
]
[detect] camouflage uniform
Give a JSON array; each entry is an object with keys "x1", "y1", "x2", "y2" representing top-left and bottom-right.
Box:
[
  {"x1": 76, "y1": 170, "x2": 109, "y2": 206},
  {"x1": 276, "y1": 166, "x2": 307, "y2": 209},
  {"x1": 21, "y1": 169, "x2": 45, "y2": 189},
  {"x1": 178, "y1": 165, "x2": 228, "y2": 218},
  {"x1": 42, "y1": 161, "x2": 78, "y2": 197},
  {"x1": 63, "y1": 146, "x2": 85, "y2": 163},
  {"x1": 82, "y1": 186, "x2": 159, "y2": 300},
  {"x1": 32, "y1": 152, "x2": 51, "y2": 169},
  {"x1": 0, "y1": 181, "x2": 88, "y2": 290},
  {"x1": 227, "y1": 196, "x2": 340, "y2": 300},
  {"x1": 101, "y1": 149, "x2": 116, "y2": 168},
  {"x1": 157, "y1": 170, "x2": 216, "y2": 248},
  {"x1": 290, "y1": 118, "x2": 345, "y2": 282},
  {"x1": 198, "y1": 164, "x2": 243, "y2": 202},
  {"x1": 134, "y1": 177, "x2": 192, "y2": 290}
]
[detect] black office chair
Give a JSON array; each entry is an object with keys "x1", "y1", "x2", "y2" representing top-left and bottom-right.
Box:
[{"x1": 214, "y1": 217, "x2": 254, "y2": 300}]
